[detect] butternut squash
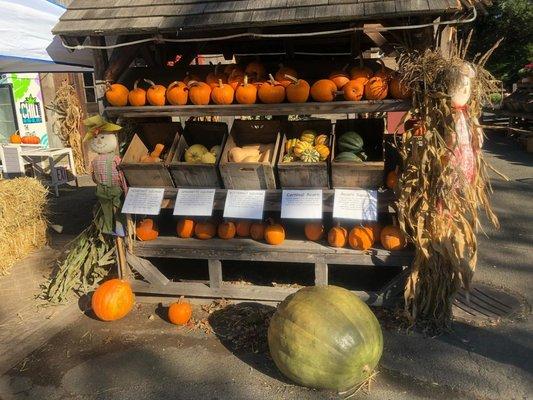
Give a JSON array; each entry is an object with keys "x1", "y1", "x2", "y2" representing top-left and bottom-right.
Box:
[
  {"x1": 228, "y1": 147, "x2": 260, "y2": 162},
  {"x1": 140, "y1": 143, "x2": 165, "y2": 163},
  {"x1": 242, "y1": 155, "x2": 261, "y2": 162}
]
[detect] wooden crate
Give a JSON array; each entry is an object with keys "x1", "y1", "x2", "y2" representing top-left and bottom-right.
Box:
[
  {"x1": 168, "y1": 121, "x2": 228, "y2": 188},
  {"x1": 120, "y1": 122, "x2": 181, "y2": 188},
  {"x1": 331, "y1": 118, "x2": 385, "y2": 189},
  {"x1": 277, "y1": 119, "x2": 333, "y2": 188},
  {"x1": 219, "y1": 120, "x2": 280, "y2": 189}
]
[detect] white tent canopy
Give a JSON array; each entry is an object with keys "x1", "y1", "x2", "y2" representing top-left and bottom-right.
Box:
[{"x1": 0, "y1": 0, "x2": 93, "y2": 73}]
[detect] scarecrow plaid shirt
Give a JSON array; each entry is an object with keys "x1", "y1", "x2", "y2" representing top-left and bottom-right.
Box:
[{"x1": 91, "y1": 154, "x2": 127, "y2": 191}]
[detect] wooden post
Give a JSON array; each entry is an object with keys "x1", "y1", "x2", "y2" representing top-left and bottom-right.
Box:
[
  {"x1": 314, "y1": 260, "x2": 328, "y2": 286},
  {"x1": 90, "y1": 36, "x2": 109, "y2": 115},
  {"x1": 208, "y1": 259, "x2": 223, "y2": 289}
]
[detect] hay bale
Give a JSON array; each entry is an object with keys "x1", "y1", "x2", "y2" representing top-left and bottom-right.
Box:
[{"x1": 0, "y1": 178, "x2": 48, "y2": 275}]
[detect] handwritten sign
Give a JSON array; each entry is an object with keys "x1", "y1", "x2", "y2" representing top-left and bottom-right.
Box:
[
  {"x1": 281, "y1": 190, "x2": 322, "y2": 219},
  {"x1": 173, "y1": 188, "x2": 215, "y2": 216},
  {"x1": 333, "y1": 189, "x2": 378, "y2": 220},
  {"x1": 223, "y1": 190, "x2": 265, "y2": 220},
  {"x1": 121, "y1": 187, "x2": 165, "y2": 215}
]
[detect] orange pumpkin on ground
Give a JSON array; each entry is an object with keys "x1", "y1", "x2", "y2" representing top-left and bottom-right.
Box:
[
  {"x1": 168, "y1": 300, "x2": 192, "y2": 325},
  {"x1": 342, "y1": 80, "x2": 365, "y2": 101},
  {"x1": 304, "y1": 222, "x2": 325, "y2": 241},
  {"x1": 245, "y1": 61, "x2": 266, "y2": 81},
  {"x1": 217, "y1": 221, "x2": 236, "y2": 239},
  {"x1": 166, "y1": 81, "x2": 188, "y2": 105},
  {"x1": 348, "y1": 226, "x2": 374, "y2": 250},
  {"x1": 144, "y1": 79, "x2": 166, "y2": 106},
  {"x1": 380, "y1": 225, "x2": 407, "y2": 250},
  {"x1": 310, "y1": 79, "x2": 337, "y2": 102},
  {"x1": 211, "y1": 79, "x2": 234, "y2": 105},
  {"x1": 9, "y1": 132, "x2": 21, "y2": 144},
  {"x1": 386, "y1": 170, "x2": 399, "y2": 189},
  {"x1": 194, "y1": 221, "x2": 217, "y2": 240},
  {"x1": 176, "y1": 218, "x2": 195, "y2": 238},
  {"x1": 250, "y1": 222, "x2": 265, "y2": 241},
  {"x1": 389, "y1": 76, "x2": 411, "y2": 99},
  {"x1": 285, "y1": 75, "x2": 310, "y2": 103},
  {"x1": 235, "y1": 220, "x2": 252, "y2": 237},
  {"x1": 328, "y1": 225, "x2": 348, "y2": 248},
  {"x1": 136, "y1": 218, "x2": 159, "y2": 241},
  {"x1": 205, "y1": 63, "x2": 227, "y2": 89},
  {"x1": 258, "y1": 74, "x2": 285, "y2": 104},
  {"x1": 235, "y1": 75, "x2": 257, "y2": 104},
  {"x1": 188, "y1": 81, "x2": 211, "y2": 105},
  {"x1": 264, "y1": 220, "x2": 285, "y2": 245},
  {"x1": 275, "y1": 65, "x2": 298, "y2": 87},
  {"x1": 91, "y1": 279, "x2": 135, "y2": 322},
  {"x1": 329, "y1": 69, "x2": 350, "y2": 90},
  {"x1": 128, "y1": 79, "x2": 146, "y2": 106},
  {"x1": 105, "y1": 83, "x2": 129, "y2": 106}
]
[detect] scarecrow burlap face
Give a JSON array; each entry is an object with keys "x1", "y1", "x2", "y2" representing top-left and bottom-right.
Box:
[{"x1": 83, "y1": 115, "x2": 122, "y2": 155}]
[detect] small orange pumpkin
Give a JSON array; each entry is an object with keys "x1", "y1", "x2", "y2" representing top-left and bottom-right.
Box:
[
  {"x1": 136, "y1": 218, "x2": 159, "y2": 241},
  {"x1": 224, "y1": 64, "x2": 242, "y2": 77},
  {"x1": 217, "y1": 221, "x2": 236, "y2": 240},
  {"x1": 380, "y1": 225, "x2": 407, "y2": 250},
  {"x1": 250, "y1": 222, "x2": 265, "y2": 241},
  {"x1": 349, "y1": 59, "x2": 373, "y2": 82},
  {"x1": 310, "y1": 79, "x2": 337, "y2": 102},
  {"x1": 205, "y1": 62, "x2": 227, "y2": 89},
  {"x1": 328, "y1": 224, "x2": 347, "y2": 248},
  {"x1": 386, "y1": 170, "x2": 398, "y2": 189},
  {"x1": 21, "y1": 135, "x2": 40, "y2": 144},
  {"x1": 342, "y1": 80, "x2": 364, "y2": 101},
  {"x1": 348, "y1": 226, "x2": 374, "y2": 250},
  {"x1": 128, "y1": 79, "x2": 147, "y2": 106},
  {"x1": 258, "y1": 74, "x2": 285, "y2": 104},
  {"x1": 211, "y1": 79, "x2": 234, "y2": 105},
  {"x1": 183, "y1": 72, "x2": 201, "y2": 85},
  {"x1": 188, "y1": 81, "x2": 211, "y2": 105},
  {"x1": 275, "y1": 65, "x2": 298, "y2": 87},
  {"x1": 91, "y1": 279, "x2": 135, "y2": 322},
  {"x1": 144, "y1": 79, "x2": 166, "y2": 106},
  {"x1": 264, "y1": 220, "x2": 285, "y2": 245},
  {"x1": 176, "y1": 218, "x2": 195, "y2": 238},
  {"x1": 9, "y1": 132, "x2": 21, "y2": 144},
  {"x1": 367, "y1": 223, "x2": 382, "y2": 245},
  {"x1": 364, "y1": 76, "x2": 388, "y2": 100},
  {"x1": 194, "y1": 221, "x2": 217, "y2": 240},
  {"x1": 329, "y1": 69, "x2": 350, "y2": 90},
  {"x1": 227, "y1": 68, "x2": 245, "y2": 90},
  {"x1": 285, "y1": 75, "x2": 310, "y2": 103},
  {"x1": 389, "y1": 76, "x2": 411, "y2": 99},
  {"x1": 235, "y1": 75, "x2": 257, "y2": 104},
  {"x1": 245, "y1": 61, "x2": 266, "y2": 81},
  {"x1": 235, "y1": 220, "x2": 252, "y2": 237},
  {"x1": 105, "y1": 83, "x2": 129, "y2": 106},
  {"x1": 166, "y1": 81, "x2": 189, "y2": 105},
  {"x1": 168, "y1": 300, "x2": 192, "y2": 325},
  {"x1": 304, "y1": 222, "x2": 324, "y2": 241}
]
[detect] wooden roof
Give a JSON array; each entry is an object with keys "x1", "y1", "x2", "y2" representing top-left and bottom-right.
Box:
[{"x1": 53, "y1": 0, "x2": 464, "y2": 37}]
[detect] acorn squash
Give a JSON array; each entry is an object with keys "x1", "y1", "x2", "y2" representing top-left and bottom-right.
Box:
[
  {"x1": 300, "y1": 148, "x2": 320, "y2": 163},
  {"x1": 338, "y1": 131, "x2": 364, "y2": 153}
]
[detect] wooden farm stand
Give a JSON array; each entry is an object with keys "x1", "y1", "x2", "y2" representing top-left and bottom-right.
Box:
[{"x1": 54, "y1": 0, "x2": 476, "y2": 305}]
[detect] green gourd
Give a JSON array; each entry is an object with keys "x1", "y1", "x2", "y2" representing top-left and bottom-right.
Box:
[
  {"x1": 338, "y1": 131, "x2": 364, "y2": 153},
  {"x1": 300, "y1": 148, "x2": 320, "y2": 163},
  {"x1": 335, "y1": 151, "x2": 364, "y2": 162}
]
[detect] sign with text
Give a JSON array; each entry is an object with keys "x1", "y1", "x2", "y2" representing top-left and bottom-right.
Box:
[
  {"x1": 281, "y1": 190, "x2": 322, "y2": 219},
  {"x1": 223, "y1": 190, "x2": 265, "y2": 220},
  {"x1": 333, "y1": 189, "x2": 378, "y2": 220},
  {"x1": 173, "y1": 188, "x2": 215, "y2": 216},
  {"x1": 121, "y1": 187, "x2": 165, "y2": 215}
]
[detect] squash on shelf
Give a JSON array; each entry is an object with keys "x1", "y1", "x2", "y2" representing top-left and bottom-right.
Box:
[
  {"x1": 211, "y1": 79, "x2": 235, "y2": 105},
  {"x1": 183, "y1": 72, "x2": 201, "y2": 85},
  {"x1": 328, "y1": 224, "x2": 347, "y2": 248},
  {"x1": 105, "y1": 83, "x2": 129, "y2": 106},
  {"x1": 9, "y1": 131, "x2": 21, "y2": 144},
  {"x1": 380, "y1": 225, "x2": 407, "y2": 250},
  {"x1": 349, "y1": 57, "x2": 373, "y2": 84},
  {"x1": 328, "y1": 66, "x2": 350, "y2": 90},
  {"x1": 245, "y1": 61, "x2": 266, "y2": 81},
  {"x1": 136, "y1": 218, "x2": 159, "y2": 241},
  {"x1": 184, "y1": 144, "x2": 216, "y2": 164},
  {"x1": 235, "y1": 75, "x2": 257, "y2": 105},
  {"x1": 343, "y1": 80, "x2": 365, "y2": 101},
  {"x1": 264, "y1": 220, "x2": 285, "y2": 245},
  {"x1": 166, "y1": 81, "x2": 189, "y2": 105},
  {"x1": 140, "y1": 143, "x2": 165, "y2": 163},
  {"x1": 194, "y1": 221, "x2": 217, "y2": 240},
  {"x1": 144, "y1": 79, "x2": 166, "y2": 106},
  {"x1": 187, "y1": 81, "x2": 211, "y2": 105},
  {"x1": 235, "y1": 220, "x2": 252, "y2": 237},
  {"x1": 218, "y1": 221, "x2": 236, "y2": 240},
  {"x1": 304, "y1": 222, "x2": 324, "y2": 241},
  {"x1": 258, "y1": 74, "x2": 285, "y2": 104},
  {"x1": 21, "y1": 134, "x2": 40, "y2": 144},
  {"x1": 250, "y1": 222, "x2": 265, "y2": 241},
  {"x1": 348, "y1": 226, "x2": 374, "y2": 250},
  {"x1": 128, "y1": 79, "x2": 147, "y2": 106},
  {"x1": 285, "y1": 75, "x2": 310, "y2": 103},
  {"x1": 310, "y1": 79, "x2": 337, "y2": 102},
  {"x1": 176, "y1": 218, "x2": 195, "y2": 238},
  {"x1": 205, "y1": 62, "x2": 227, "y2": 89},
  {"x1": 275, "y1": 65, "x2": 298, "y2": 87}
]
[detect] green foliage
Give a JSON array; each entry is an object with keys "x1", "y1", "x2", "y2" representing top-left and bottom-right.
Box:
[{"x1": 467, "y1": 0, "x2": 533, "y2": 86}]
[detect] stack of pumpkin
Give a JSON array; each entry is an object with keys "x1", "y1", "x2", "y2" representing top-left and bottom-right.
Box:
[
  {"x1": 105, "y1": 60, "x2": 410, "y2": 107},
  {"x1": 184, "y1": 144, "x2": 220, "y2": 164},
  {"x1": 333, "y1": 131, "x2": 367, "y2": 163},
  {"x1": 282, "y1": 130, "x2": 330, "y2": 163},
  {"x1": 9, "y1": 131, "x2": 41, "y2": 144}
]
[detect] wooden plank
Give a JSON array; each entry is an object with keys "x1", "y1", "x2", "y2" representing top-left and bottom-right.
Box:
[
  {"x1": 363, "y1": 1, "x2": 396, "y2": 16},
  {"x1": 127, "y1": 252, "x2": 170, "y2": 286},
  {"x1": 314, "y1": 261, "x2": 328, "y2": 286},
  {"x1": 208, "y1": 259, "x2": 223, "y2": 288},
  {"x1": 396, "y1": 0, "x2": 430, "y2": 13}
]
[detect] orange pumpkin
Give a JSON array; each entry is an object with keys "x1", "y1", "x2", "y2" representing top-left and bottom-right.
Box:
[
  {"x1": 176, "y1": 218, "x2": 195, "y2": 238},
  {"x1": 224, "y1": 64, "x2": 242, "y2": 77},
  {"x1": 304, "y1": 222, "x2": 324, "y2": 241},
  {"x1": 389, "y1": 76, "x2": 411, "y2": 99},
  {"x1": 264, "y1": 220, "x2": 285, "y2": 245},
  {"x1": 275, "y1": 65, "x2": 298, "y2": 87},
  {"x1": 217, "y1": 221, "x2": 236, "y2": 240},
  {"x1": 105, "y1": 83, "x2": 129, "y2": 106},
  {"x1": 136, "y1": 218, "x2": 159, "y2": 241},
  {"x1": 188, "y1": 81, "x2": 211, "y2": 105},
  {"x1": 168, "y1": 300, "x2": 192, "y2": 325},
  {"x1": 235, "y1": 220, "x2": 252, "y2": 237},
  {"x1": 380, "y1": 225, "x2": 407, "y2": 250},
  {"x1": 183, "y1": 72, "x2": 201, "y2": 85},
  {"x1": 91, "y1": 279, "x2": 135, "y2": 322},
  {"x1": 342, "y1": 80, "x2": 364, "y2": 101},
  {"x1": 367, "y1": 223, "x2": 382, "y2": 245},
  {"x1": 328, "y1": 225, "x2": 347, "y2": 248},
  {"x1": 250, "y1": 222, "x2": 265, "y2": 241},
  {"x1": 21, "y1": 135, "x2": 40, "y2": 144},
  {"x1": 386, "y1": 170, "x2": 398, "y2": 189},
  {"x1": 205, "y1": 63, "x2": 227, "y2": 89},
  {"x1": 349, "y1": 59, "x2": 373, "y2": 82},
  {"x1": 285, "y1": 75, "x2": 310, "y2": 103},
  {"x1": 329, "y1": 70, "x2": 350, "y2": 90},
  {"x1": 227, "y1": 69, "x2": 245, "y2": 90},
  {"x1": 245, "y1": 61, "x2": 266, "y2": 81},
  {"x1": 310, "y1": 79, "x2": 337, "y2": 102},
  {"x1": 211, "y1": 79, "x2": 234, "y2": 105},
  {"x1": 166, "y1": 81, "x2": 188, "y2": 105},
  {"x1": 258, "y1": 74, "x2": 285, "y2": 104},
  {"x1": 348, "y1": 226, "x2": 374, "y2": 250},
  {"x1": 364, "y1": 76, "x2": 388, "y2": 100},
  {"x1": 144, "y1": 79, "x2": 166, "y2": 106},
  {"x1": 235, "y1": 75, "x2": 257, "y2": 104},
  {"x1": 128, "y1": 79, "x2": 147, "y2": 106},
  {"x1": 194, "y1": 221, "x2": 217, "y2": 240},
  {"x1": 9, "y1": 132, "x2": 21, "y2": 144}
]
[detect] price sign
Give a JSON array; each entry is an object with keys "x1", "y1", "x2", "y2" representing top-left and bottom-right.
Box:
[
  {"x1": 223, "y1": 190, "x2": 265, "y2": 220},
  {"x1": 173, "y1": 188, "x2": 215, "y2": 217},
  {"x1": 281, "y1": 190, "x2": 322, "y2": 219},
  {"x1": 333, "y1": 189, "x2": 378, "y2": 220},
  {"x1": 121, "y1": 187, "x2": 165, "y2": 215}
]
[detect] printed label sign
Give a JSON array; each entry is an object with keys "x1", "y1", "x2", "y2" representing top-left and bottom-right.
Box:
[
  {"x1": 223, "y1": 190, "x2": 265, "y2": 220},
  {"x1": 333, "y1": 189, "x2": 378, "y2": 220},
  {"x1": 281, "y1": 190, "x2": 322, "y2": 219},
  {"x1": 121, "y1": 187, "x2": 165, "y2": 215},
  {"x1": 173, "y1": 188, "x2": 215, "y2": 216}
]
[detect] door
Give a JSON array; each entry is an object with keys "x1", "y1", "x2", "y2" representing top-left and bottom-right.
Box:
[{"x1": 0, "y1": 84, "x2": 18, "y2": 143}]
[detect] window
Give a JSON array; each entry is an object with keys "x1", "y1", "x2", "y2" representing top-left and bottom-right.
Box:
[{"x1": 82, "y1": 72, "x2": 96, "y2": 104}]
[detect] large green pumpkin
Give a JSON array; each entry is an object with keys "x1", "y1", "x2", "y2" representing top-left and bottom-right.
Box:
[{"x1": 267, "y1": 285, "x2": 383, "y2": 391}]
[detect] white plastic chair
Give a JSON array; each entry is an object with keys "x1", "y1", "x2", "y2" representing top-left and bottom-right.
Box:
[{"x1": 0, "y1": 145, "x2": 27, "y2": 178}]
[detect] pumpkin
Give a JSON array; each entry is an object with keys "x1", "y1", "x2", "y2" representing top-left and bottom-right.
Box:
[
  {"x1": 235, "y1": 75, "x2": 257, "y2": 104},
  {"x1": 268, "y1": 285, "x2": 383, "y2": 391},
  {"x1": 105, "y1": 83, "x2": 129, "y2": 106},
  {"x1": 314, "y1": 144, "x2": 330, "y2": 161},
  {"x1": 329, "y1": 69, "x2": 350, "y2": 90},
  {"x1": 348, "y1": 226, "x2": 374, "y2": 250},
  {"x1": 314, "y1": 134, "x2": 328, "y2": 146},
  {"x1": 275, "y1": 65, "x2": 298, "y2": 87},
  {"x1": 343, "y1": 80, "x2": 365, "y2": 101},
  {"x1": 188, "y1": 81, "x2": 211, "y2": 105},
  {"x1": 136, "y1": 218, "x2": 159, "y2": 241},
  {"x1": 166, "y1": 81, "x2": 188, "y2": 105},
  {"x1": 228, "y1": 69, "x2": 245, "y2": 91},
  {"x1": 224, "y1": 64, "x2": 241, "y2": 77},
  {"x1": 21, "y1": 135, "x2": 40, "y2": 144},
  {"x1": 211, "y1": 79, "x2": 234, "y2": 105},
  {"x1": 364, "y1": 76, "x2": 388, "y2": 100},
  {"x1": 176, "y1": 218, "x2": 195, "y2": 238},
  {"x1": 328, "y1": 225, "x2": 347, "y2": 248},
  {"x1": 304, "y1": 222, "x2": 324, "y2": 241},
  {"x1": 217, "y1": 221, "x2": 236, "y2": 240},
  {"x1": 285, "y1": 138, "x2": 299, "y2": 153},
  {"x1": 205, "y1": 62, "x2": 226, "y2": 88},
  {"x1": 264, "y1": 220, "x2": 285, "y2": 245},
  {"x1": 258, "y1": 74, "x2": 285, "y2": 104},
  {"x1": 389, "y1": 76, "x2": 411, "y2": 99},
  {"x1": 367, "y1": 223, "x2": 382, "y2": 245},
  {"x1": 128, "y1": 79, "x2": 147, "y2": 106},
  {"x1": 9, "y1": 132, "x2": 21, "y2": 144},
  {"x1": 168, "y1": 300, "x2": 192, "y2": 325},
  {"x1": 235, "y1": 220, "x2": 252, "y2": 237},
  {"x1": 385, "y1": 170, "x2": 398, "y2": 189},
  {"x1": 380, "y1": 225, "x2": 406, "y2": 250},
  {"x1": 310, "y1": 79, "x2": 337, "y2": 102},
  {"x1": 299, "y1": 130, "x2": 316, "y2": 144},
  {"x1": 285, "y1": 75, "x2": 310, "y2": 103},
  {"x1": 293, "y1": 140, "x2": 312, "y2": 157},
  {"x1": 245, "y1": 61, "x2": 266, "y2": 81},
  {"x1": 91, "y1": 279, "x2": 135, "y2": 322},
  {"x1": 250, "y1": 222, "x2": 265, "y2": 240},
  {"x1": 194, "y1": 221, "x2": 217, "y2": 240},
  {"x1": 404, "y1": 117, "x2": 426, "y2": 137},
  {"x1": 143, "y1": 79, "x2": 166, "y2": 106},
  {"x1": 300, "y1": 148, "x2": 320, "y2": 163},
  {"x1": 140, "y1": 143, "x2": 165, "y2": 163},
  {"x1": 349, "y1": 58, "x2": 373, "y2": 82},
  {"x1": 183, "y1": 72, "x2": 201, "y2": 85}
]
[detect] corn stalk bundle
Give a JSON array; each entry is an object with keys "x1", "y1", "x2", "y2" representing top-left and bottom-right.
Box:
[
  {"x1": 395, "y1": 36, "x2": 501, "y2": 330},
  {"x1": 47, "y1": 82, "x2": 86, "y2": 174}
]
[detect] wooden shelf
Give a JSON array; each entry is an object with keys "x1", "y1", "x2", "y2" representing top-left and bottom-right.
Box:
[{"x1": 106, "y1": 100, "x2": 411, "y2": 118}]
